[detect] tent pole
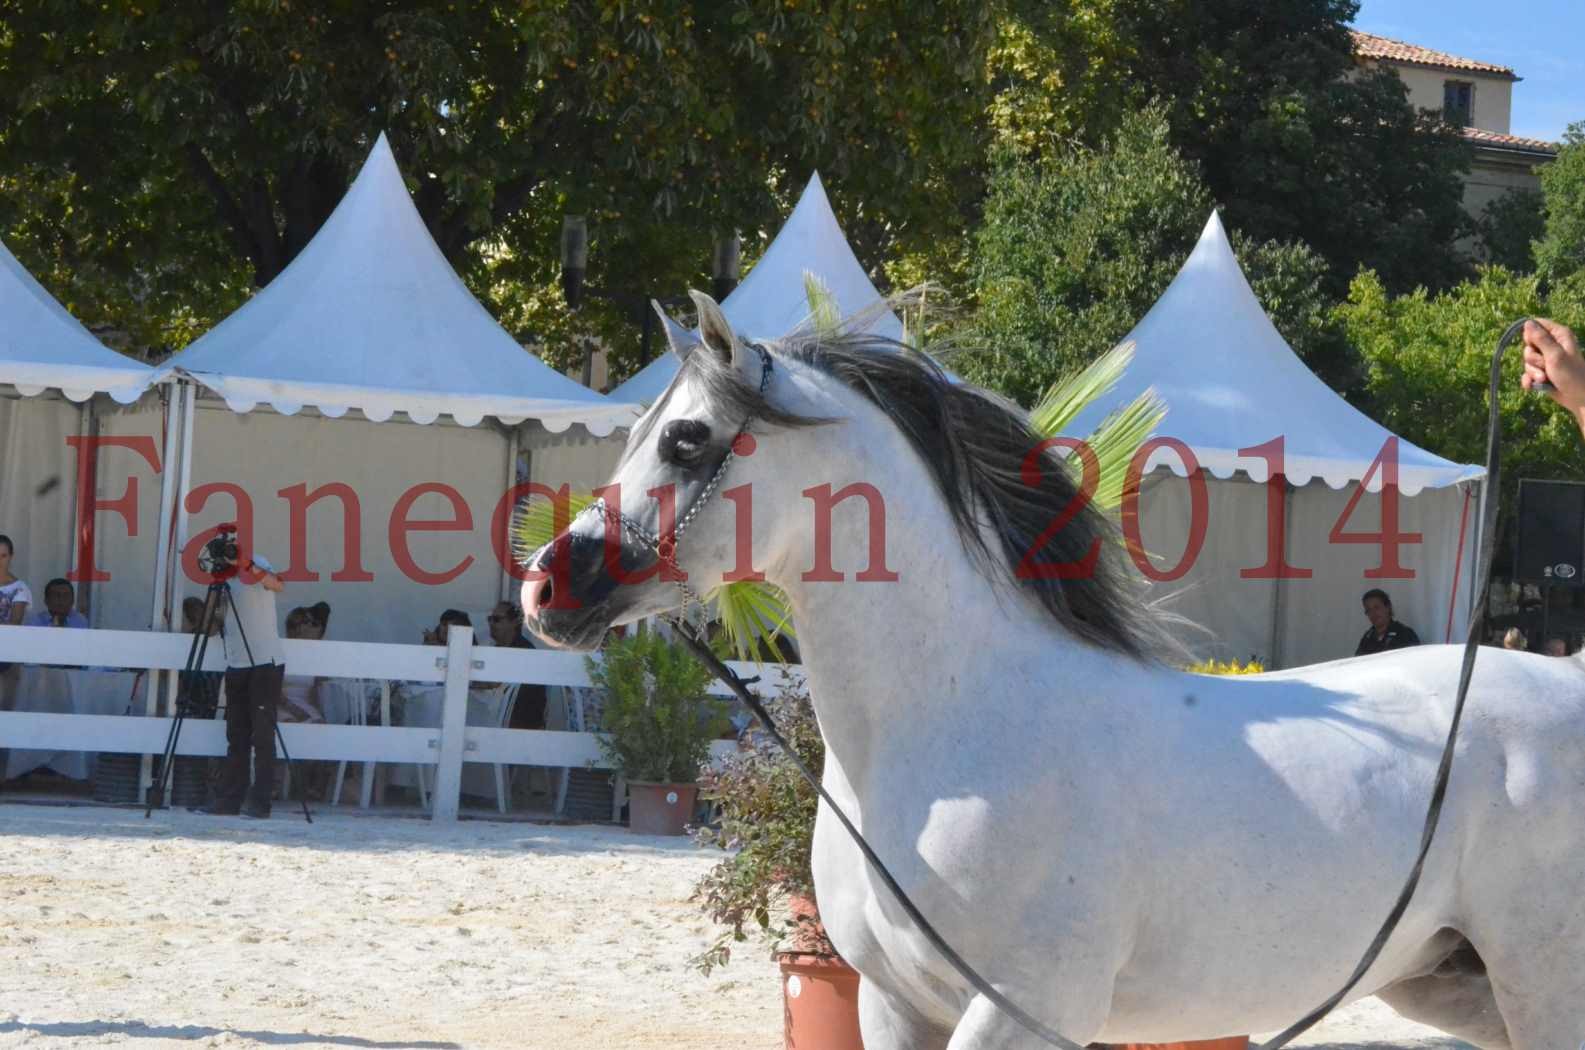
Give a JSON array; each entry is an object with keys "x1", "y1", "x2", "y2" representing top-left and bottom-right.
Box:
[
  {"x1": 1268, "y1": 479, "x2": 1294, "y2": 670},
  {"x1": 500, "y1": 425, "x2": 521, "y2": 604},
  {"x1": 141, "y1": 378, "x2": 187, "y2": 803},
  {"x1": 148, "y1": 379, "x2": 182, "y2": 633},
  {"x1": 72, "y1": 396, "x2": 98, "y2": 623},
  {"x1": 169, "y1": 380, "x2": 198, "y2": 616}
]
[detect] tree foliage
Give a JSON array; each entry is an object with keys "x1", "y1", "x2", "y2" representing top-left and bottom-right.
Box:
[
  {"x1": 989, "y1": 0, "x2": 1473, "y2": 297},
  {"x1": 960, "y1": 108, "x2": 1355, "y2": 408},
  {"x1": 1475, "y1": 188, "x2": 1545, "y2": 275},
  {"x1": 1337, "y1": 267, "x2": 1585, "y2": 521},
  {"x1": 1536, "y1": 122, "x2": 1585, "y2": 287},
  {"x1": 0, "y1": 0, "x2": 996, "y2": 359}
]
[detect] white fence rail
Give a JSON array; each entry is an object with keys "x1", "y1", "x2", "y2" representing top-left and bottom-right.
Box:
[{"x1": 0, "y1": 625, "x2": 791, "y2": 822}]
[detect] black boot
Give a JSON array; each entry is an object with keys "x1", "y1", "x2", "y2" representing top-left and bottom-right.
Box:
[{"x1": 240, "y1": 786, "x2": 272, "y2": 820}]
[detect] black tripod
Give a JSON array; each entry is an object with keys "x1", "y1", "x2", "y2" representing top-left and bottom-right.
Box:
[{"x1": 145, "y1": 578, "x2": 311, "y2": 822}]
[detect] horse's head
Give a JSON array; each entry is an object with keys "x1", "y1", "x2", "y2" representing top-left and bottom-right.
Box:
[{"x1": 521, "y1": 291, "x2": 801, "y2": 650}]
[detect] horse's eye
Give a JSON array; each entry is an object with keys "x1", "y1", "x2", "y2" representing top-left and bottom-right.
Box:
[{"x1": 659, "y1": 419, "x2": 712, "y2": 466}]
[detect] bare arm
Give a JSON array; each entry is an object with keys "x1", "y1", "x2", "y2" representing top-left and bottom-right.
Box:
[{"x1": 1521, "y1": 319, "x2": 1585, "y2": 439}]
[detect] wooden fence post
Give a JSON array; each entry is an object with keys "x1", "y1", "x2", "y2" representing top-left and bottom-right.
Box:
[{"x1": 431, "y1": 626, "x2": 474, "y2": 822}]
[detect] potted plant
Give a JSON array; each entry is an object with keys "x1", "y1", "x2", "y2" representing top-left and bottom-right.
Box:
[
  {"x1": 692, "y1": 671, "x2": 864, "y2": 1050},
  {"x1": 585, "y1": 629, "x2": 730, "y2": 835}
]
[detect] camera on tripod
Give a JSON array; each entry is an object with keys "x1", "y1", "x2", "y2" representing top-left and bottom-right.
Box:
[{"x1": 198, "y1": 523, "x2": 243, "y2": 581}]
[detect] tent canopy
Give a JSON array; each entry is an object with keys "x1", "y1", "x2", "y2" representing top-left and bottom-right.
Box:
[
  {"x1": 1066, "y1": 213, "x2": 1482, "y2": 495},
  {"x1": 611, "y1": 172, "x2": 904, "y2": 404},
  {"x1": 152, "y1": 134, "x2": 635, "y2": 434},
  {"x1": 0, "y1": 237, "x2": 152, "y2": 403}
]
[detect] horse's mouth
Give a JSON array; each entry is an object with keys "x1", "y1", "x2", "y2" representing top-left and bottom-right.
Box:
[{"x1": 526, "y1": 600, "x2": 615, "y2": 652}]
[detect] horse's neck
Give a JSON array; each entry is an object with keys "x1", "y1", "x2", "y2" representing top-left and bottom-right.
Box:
[{"x1": 760, "y1": 385, "x2": 1098, "y2": 783}]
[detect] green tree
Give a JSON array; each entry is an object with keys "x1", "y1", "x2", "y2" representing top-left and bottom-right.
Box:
[
  {"x1": 1536, "y1": 122, "x2": 1585, "y2": 287},
  {"x1": 1475, "y1": 189, "x2": 1545, "y2": 274},
  {"x1": 0, "y1": 0, "x2": 997, "y2": 359},
  {"x1": 989, "y1": 0, "x2": 1473, "y2": 297},
  {"x1": 961, "y1": 108, "x2": 1355, "y2": 407},
  {"x1": 1336, "y1": 266, "x2": 1585, "y2": 523}
]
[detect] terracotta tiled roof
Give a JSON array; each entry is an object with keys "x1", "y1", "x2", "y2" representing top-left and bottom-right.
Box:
[
  {"x1": 1462, "y1": 127, "x2": 1559, "y2": 155},
  {"x1": 1351, "y1": 30, "x2": 1516, "y2": 79}
]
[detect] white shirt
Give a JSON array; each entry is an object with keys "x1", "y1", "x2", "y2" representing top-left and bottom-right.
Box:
[
  {"x1": 0, "y1": 579, "x2": 32, "y2": 622},
  {"x1": 222, "y1": 563, "x2": 284, "y2": 668}
]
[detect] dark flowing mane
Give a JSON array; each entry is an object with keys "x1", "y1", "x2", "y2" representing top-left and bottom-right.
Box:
[{"x1": 681, "y1": 326, "x2": 1173, "y2": 659}]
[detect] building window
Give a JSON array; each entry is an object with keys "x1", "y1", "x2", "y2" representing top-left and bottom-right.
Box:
[{"x1": 1443, "y1": 80, "x2": 1474, "y2": 127}]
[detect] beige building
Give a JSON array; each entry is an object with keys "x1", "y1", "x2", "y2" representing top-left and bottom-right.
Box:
[{"x1": 1352, "y1": 30, "x2": 1557, "y2": 220}]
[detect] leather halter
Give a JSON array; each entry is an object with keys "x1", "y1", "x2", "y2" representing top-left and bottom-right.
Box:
[{"x1": 583, "y1": 341, "x2": 774, "y2": 625}]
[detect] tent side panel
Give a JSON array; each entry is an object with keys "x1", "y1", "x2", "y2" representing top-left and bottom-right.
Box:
[
  {"x1": 1135, "y1": 472, "x2": 1278, "y2": 666},
  {"x1": 1280, "y1": 482, "x2": 1475, "y2": 667},
  {"x1": 0, "y1": 396, "x2": 85, "y2": 612}
]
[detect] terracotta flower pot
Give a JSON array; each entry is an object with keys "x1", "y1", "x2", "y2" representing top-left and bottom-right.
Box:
[
  {"x1": 779, "y1": 951, "x2": 864, "y2": 1050},
  {"x1": 626, "y1": 780, "x2": 697, "y2": 836}
]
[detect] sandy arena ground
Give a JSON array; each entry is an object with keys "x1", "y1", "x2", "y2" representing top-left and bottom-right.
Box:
[{"x1": 0, "y1": 803, "x2": 1474, "y2": 1049}]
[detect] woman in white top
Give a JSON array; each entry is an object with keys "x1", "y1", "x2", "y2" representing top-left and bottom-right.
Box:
[
  {"x1": 0, "y1": 535, "x2": 31, "y2": 625},
  {"x1": 279, "y1": 605, "x2": 328, "y2": 723}
]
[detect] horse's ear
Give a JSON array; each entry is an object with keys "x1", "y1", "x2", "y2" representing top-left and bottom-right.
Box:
[
  {"x1": 653, "y1": 300, "x2": 694, "y2": 362},
  {"x1": 690, "y1": 289, "x2": 742, "y2": 368}
]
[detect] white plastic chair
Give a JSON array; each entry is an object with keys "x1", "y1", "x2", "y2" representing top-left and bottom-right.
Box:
[
  {"x1": 491, "y1": 684, "x2": 521, "y2": 815},
  {"x1": 553, "y1": 685, "x2": 586, "y2": 817},
  {"x1": 330, "y1": 678, "x2": 368, "y2": 807}
]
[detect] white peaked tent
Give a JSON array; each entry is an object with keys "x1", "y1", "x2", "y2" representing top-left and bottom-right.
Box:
[
  {"x1": 611, "y1": 172, "x2": 904, "y2": 404},
  {"x1": 0, "y1": 237, "x2": 157, "y2": 621},
  {"x1": 100, "y1": 135, "x2": 639, "y2": 642},
  {"x1": 1067, "y1": 213, "x2": 1484, "y2": 668},
  {"x1": 1, "y1": 237, "x2": 152, "y2": 404},
  {"x1": 151, "y1": 135, "x2": 633, "y2": 433}
]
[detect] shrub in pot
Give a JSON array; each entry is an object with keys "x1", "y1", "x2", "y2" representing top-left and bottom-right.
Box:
[
  {"x1": 586, "y1": 629, "x2": 730, "y2": 835},
  {"x1": 692, "y1": 671, "x2": 863, "y2": 1050}
]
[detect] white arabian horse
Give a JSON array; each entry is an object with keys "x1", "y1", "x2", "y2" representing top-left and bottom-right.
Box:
[{"x1": 523, "y1": 291, "x2": 1585, "y2": 1049}]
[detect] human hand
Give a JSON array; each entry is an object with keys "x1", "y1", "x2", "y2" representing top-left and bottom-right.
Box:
[{"x1": 1521, "y1": 319, "x2": 1585, "y2": 437}]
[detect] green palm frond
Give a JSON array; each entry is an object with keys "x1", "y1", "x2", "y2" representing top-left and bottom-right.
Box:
[
  {"x1": 709, "y1": 580, "x2": 797, "y2": 661},
  {"x1": 1075, "y1": 388, "x2": 1167, "y2": 510},
  {"x1": 803, "y1": 271, "x2": 842, "y2": 337},
  {"x1": 1029, "y1": 339, "x2": 1137, "y2": 436},
  {"x1": 1028, "y1": 341, "x2": 1166, "y2": 511},
  {"x1": 511, "y1": 490, "x2": 596, "y2": 563}
]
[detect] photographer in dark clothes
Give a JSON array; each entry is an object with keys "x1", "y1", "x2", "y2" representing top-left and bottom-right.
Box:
[{"x1": 199, "y1": 537, "x2": 286, "y2": 819}]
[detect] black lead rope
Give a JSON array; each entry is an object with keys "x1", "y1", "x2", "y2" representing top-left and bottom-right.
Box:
[
  {"x1": 1254, "y1": 316, "x2": 1524, "y2": 1048},
  {"x1": 667, "y1": 319, "x2": 1531, "y2": 1049},
  {"x1": 670, "y1": 624, "x2": 1089, "y2": 1050}
]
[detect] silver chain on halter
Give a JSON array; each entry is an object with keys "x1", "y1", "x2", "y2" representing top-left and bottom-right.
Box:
[{"x1": 581, "y1": 343, "x2": 774, "y2": 627}]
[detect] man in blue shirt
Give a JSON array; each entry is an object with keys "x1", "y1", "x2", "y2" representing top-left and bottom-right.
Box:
[{"x1": 23, "y1": 578, "x2": 88, "y2": 628}]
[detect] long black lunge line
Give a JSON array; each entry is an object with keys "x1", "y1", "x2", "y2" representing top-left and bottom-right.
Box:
[
  {"x1": 1252, "y1": 317, "x2": 1523, "y2": 1048},
  {"x1": 668, "y1": 319, "x2": 1527, "y2": 1049}
]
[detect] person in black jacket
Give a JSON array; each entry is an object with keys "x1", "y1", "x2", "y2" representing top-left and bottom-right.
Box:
[{"x1": 1355, "y1": 588, "x2": 1421, "y2": 656}]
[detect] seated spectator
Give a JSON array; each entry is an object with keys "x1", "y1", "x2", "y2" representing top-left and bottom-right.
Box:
[
  {"x1": 1502, "y1": 627, "x2": 1527, "y2": 651},
  {"x1": 1354, "y1": 588, "x2": 1421, "y2": 656},
  {"x1": 1545, "y1": 636, "x2": 1570, "y2": 657},
  {"x1": 279, "y1": 606, "x2": 327, "y2": 724},
  {"x1": 182, "y1": 594, "x2": 226, "y2": 636},
  {"x1": 423, "y1": 608, "x2": 474, "y2": 646},
  {"x1": 489, "y1": 601, "x2": 548, "y2": 730},
  {"x1": 24, "y1": 578, "x2": 88, "y2": 628},
  {"x1": 0, "y1": 534, "x2": 31, "y2": 625}
]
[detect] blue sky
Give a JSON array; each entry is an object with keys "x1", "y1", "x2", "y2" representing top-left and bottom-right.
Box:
[{"x1": 1355, "y1": 0, "x2": 1584, "y2": 141}]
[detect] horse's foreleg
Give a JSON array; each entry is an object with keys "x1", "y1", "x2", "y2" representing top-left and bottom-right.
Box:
[
  {"x1": 944, "y1": 984, "x2": 1110, "y2": 1050},
  {"x1": 859, "y1": 980, "x2": 952, "y2": 1050}
]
